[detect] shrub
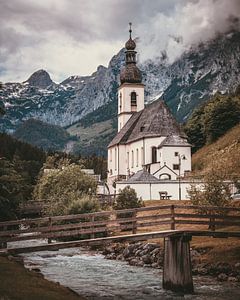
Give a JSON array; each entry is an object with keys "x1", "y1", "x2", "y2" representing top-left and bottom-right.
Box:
[
  {"x1": 68, "y1": 195, "x2": 100, "y2": 215},
  {"x1": 188, "y1": 170, "x2": 231, "y2": 214},
  {"x1": 34, "y1": 164, "x2": 98, "y2": 216},
  {"x1": 114, "y1": 186, "x2": 144, "y2": 211}
]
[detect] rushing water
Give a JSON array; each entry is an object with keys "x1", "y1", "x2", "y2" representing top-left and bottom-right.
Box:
[{"x1": 9, "y1": 240, "x2": 240, "y2": 300}]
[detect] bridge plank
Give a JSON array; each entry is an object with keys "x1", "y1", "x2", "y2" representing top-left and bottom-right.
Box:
[
  {"x1": 5, "y1": 230, "x2": 183, "y2": 254},
  {"x1": 4, "y1": 230, "x2": 240, "y2": 255}
]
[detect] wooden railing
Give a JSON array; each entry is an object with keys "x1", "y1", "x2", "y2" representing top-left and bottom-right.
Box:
[{"x1": 1, "y1": 205, "x2": 240, "y2": 247}]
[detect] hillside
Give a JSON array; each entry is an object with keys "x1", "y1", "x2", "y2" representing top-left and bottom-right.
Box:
[
  {"x1": 192, "y1": 123, "x2": 240, "y2": 177},
  {"x1": 14, "y1": 119, "x2": 74, "y2": 151},
  {"x1": 67, "y1": 119, "x2": 116, "y2": 157},
  {"x1": 184, "y1": 92, "x2": 240, "y2": 152}
]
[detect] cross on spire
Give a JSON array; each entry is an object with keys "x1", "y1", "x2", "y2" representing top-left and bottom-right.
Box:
[{"x1": 129, "y1": 22, "x2": 132, "y2": 38}]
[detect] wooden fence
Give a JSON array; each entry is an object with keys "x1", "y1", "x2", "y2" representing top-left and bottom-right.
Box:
[{"x1": 1, "y1": 204, "x2": 240, "y2": 246}]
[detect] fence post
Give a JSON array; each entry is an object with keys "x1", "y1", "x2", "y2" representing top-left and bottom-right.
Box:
[
  {"x1": 91, "y1": 215, "x2": 95, "y2": 239},
  {"x1": 48, "y1": 217, "x2": 52, "y2": 244},
  {"x1": 171, "y1": 205, "x2": 175, "y2": 230},
  {"x1": 209, "y1": 216, "x2": 216, "y2": 231},
  {"x1": 132, "y1": 210, "x2": 137, "y2": 234}
]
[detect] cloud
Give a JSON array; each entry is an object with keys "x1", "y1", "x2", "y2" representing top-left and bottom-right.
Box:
[
  {"x1": 0, "y1": 0, "x2": 239, "y2": 82},
  {"x1": 137, "y1": 0, "x2": 240, "y2": 63}
]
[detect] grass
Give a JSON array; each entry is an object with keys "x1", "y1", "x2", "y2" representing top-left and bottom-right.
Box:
[
  {"x1": 191, "y1": 123, "x2": 240, "y2": 176},
  {"x1": 0, "y1": 256, "x2": 86, "y2": 300},
  {"x1": 191, "y1": 235, "x2": 240, "y2": 265}
]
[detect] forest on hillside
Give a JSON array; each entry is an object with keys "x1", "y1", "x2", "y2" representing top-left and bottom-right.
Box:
[
  {"x1": 0, "y1": 133, "x2": 107, "y2": 221},
  {"x1": 184, "y1": 88, "x2": 240, "y2": 152}
]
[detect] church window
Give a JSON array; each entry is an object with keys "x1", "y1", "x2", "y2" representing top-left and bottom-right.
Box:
[
  {"x1": 131, "y1": 91, "x2": 137, "y2": 106},
  {"x1": 174, "y1": 152, "x2": 179, "y2": 157},
  {"x1": 110, "y1": 149, "x2": 112, "y2": 162},
  {"x1": 173, "y1": 164, "x2": 179, "y2": 170},
  {"x1": 141, "y1": 147, "x2": 144, "y2": 165},
  {"x1": 114, "y1": 148, "x2": 117, "y2": 171},
  {"x1": 109, "y1": 169, "x2": 112, "y2": 175},
  {"x1": 140, "y1": 126, "x2": 145, "y2": 132},
  {"x1": 159, "y1": 173, "x2": 171, "y2": 180},
  {"x1": 131, "y1": 150, "x2": 134, "y2": 168},
  {"x1": 152, "y1": 147, "x2": 157, "y2": 164},
  {"x1": 119, "y1": 93, "x2": 122, "y2": 112},
  {"x1": 136, "y1": 149, "x2": 139, "y2": 167},
  {"x1": 127, "y1": 152, "x2": 129, "y2": 169}
]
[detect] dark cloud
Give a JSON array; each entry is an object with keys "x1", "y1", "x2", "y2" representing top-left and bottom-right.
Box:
[{"x1": 0, "y1": 0, "x2": 240, "y2": 81}]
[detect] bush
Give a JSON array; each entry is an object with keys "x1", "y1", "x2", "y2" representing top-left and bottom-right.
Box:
[
  {"x1": 114, "y1": 186, "x2": 144, "y2": 211},
  {"x1": 34, "y1": 164, "x2": 98, "y2": 216},
  {"x1": 188, "y1": 170, "x2": 231, "y2": 214},
  {"x1": 68, "y1": 195, "x2": 100, "y2": 215}
]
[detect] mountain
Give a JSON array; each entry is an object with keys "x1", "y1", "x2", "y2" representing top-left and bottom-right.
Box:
[
  {"x1": 0, "y1": 31, "x2": 240, "y2": 155},
  {"x1": 25, "y1": 69, "x2": 54, "y2": 89},
  {"x1": 0, "y1": 51, "x2": 124, "y2": 133}
]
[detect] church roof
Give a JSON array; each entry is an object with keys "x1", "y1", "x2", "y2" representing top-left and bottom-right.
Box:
[
  {"x1": 158, "y1": 135, "x2": 191, "y2": 148},
  {"x1": 125, "y1": 169, "x2": 159, "y2": 183},
  {"x1": 108, "y1": 99, "x2": 185, "y2": 147},
  {"x1": 120, "y1": 63, "x2": 142, "y2": 84}
]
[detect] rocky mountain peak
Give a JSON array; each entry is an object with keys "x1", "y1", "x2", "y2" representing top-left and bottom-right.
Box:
[{"x1": 26, "y1": 69, "x2": 53, "y2": 89}]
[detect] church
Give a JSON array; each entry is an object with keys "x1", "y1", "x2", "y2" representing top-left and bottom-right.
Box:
[{"x1": 107, "y1": 25, "x2": 192, "y2": 200}]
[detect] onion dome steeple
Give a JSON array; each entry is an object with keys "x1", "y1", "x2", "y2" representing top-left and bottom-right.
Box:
[{"x1": 120, "y1": 23, "x2": 142, "y2": 84}]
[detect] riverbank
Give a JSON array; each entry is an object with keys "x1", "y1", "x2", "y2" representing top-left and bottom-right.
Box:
[
  {"x1": 0, "y1": 255, "x2": 86, "y2": 300},
  {"x1": 99, "y1": 238, "x2": 240, "y2": 282}
]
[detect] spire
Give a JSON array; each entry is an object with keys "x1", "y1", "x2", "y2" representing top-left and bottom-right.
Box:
[
  {"x1": 120, "y1": 23, "x2": 142, "y2": 84},
  {"x1": 129, "y1": 22, "x2": 132, "y2": 38},
  {"x1": 125, "y1": 22, "x2": 136, "y2": 51}
]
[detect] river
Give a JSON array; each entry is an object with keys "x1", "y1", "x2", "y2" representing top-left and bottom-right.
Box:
[{"x1": 9, "y1": 240, "x2": 240, "y2": 300}]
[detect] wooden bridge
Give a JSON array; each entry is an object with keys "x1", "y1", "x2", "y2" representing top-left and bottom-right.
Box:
[{"x1": 1, "y1": 204, "x2": 240, "y2": 294}]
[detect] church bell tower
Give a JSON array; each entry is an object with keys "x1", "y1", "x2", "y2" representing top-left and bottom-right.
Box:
[{"x1": 118, "y1": 23, "x2": 144, "y2": 132}]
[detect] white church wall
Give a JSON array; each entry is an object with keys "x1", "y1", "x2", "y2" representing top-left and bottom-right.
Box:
[
  {"x1": 124, "y1": 137, "x2": 166, "y2": 176},
  {"x1": 154, "y1": 166, "x2": 178, "y2": 180},
  {"x1": 126, "y1": 140, "x2": 144, "y2": 175},
  {"x1": 108, "y1": 146, "x2": 119, "y2": 179},
  {"x1": 118, "y1": 145, "x2": 127, "y2": 175},
  {"x1": 118, "y1": 114, "x2": 132, "y2": 131},
  {"x1": 116, "y1": 180, "x2": 203, "y2": 201},
  {"x1": 144, "y1": 137, "x2": 165, "y2": 165},
  {"x1": 161, "y1": 146, "x2": 191, "y2": 176}
]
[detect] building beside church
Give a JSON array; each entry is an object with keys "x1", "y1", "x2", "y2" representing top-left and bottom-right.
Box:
[{"x1": 107, "y1": 25, "x2": 192, "y2": 200}]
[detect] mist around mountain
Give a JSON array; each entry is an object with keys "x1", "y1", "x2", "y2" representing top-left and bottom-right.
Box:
[{"x1": 0, "y1": 31, "x2": 240, "y2": 156}]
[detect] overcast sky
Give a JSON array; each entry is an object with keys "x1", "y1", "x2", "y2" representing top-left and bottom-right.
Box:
[{"x1": 0, "y1": 0, "x2": 240, "y2": 83}]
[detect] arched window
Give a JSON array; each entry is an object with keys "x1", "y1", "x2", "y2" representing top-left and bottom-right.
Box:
[
  {"x1": 131, "y1": 91, "x2": 137, "y2": 106},
  {"x1": 152, "y1": 147, "x2": 157, "y2": 163},
  {"x1": 131, "y1": 150, "x2": 134, "y2": 168},
  {"x1": 141, "y1": 147, "x2": 144, "y2": 165},
  {"x1": 119, "y1": 93, "x2": 122, "y2": 112},
  {"x1": 159, "y1": 173, "x2": 171, "y2": 180},
  {"x1": 114, "y1": 148, "x2": 117, "y2": 171},
  {"x1": 110, "y1": 149, "x2": 112, "y2": 162},
  {"x1": 136, "y1": 148, "x2": 139, "y2": 167}
]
